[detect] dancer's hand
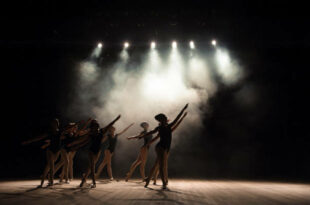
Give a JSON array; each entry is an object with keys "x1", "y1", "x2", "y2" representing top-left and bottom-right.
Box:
[
  {"x1": 127, "y1": 136, "x2": 135, "y2": 140},
  {"x1": 116, "y1": 115, "x2": 121, "y2": 120}
]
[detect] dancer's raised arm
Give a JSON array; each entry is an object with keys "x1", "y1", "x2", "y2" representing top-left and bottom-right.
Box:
[
  {"x1": 101, "y1": 115, "x2": 121, "y2": 133},
  {"x1": 21, "y1": 134, "x2": 48, "y2": 145},
  {"x1": 171, "y1": 112, "x2": 187, "y2": 132},
  {"x1": 169, "y1": 103, "x2": 188, "y2": 128},
  {"x1": 117, "y1": 123, "x2": 134, "y2": 136}
]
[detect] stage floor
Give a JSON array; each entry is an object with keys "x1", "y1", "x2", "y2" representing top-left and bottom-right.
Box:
[{"x1": 0, "y1": 179, "x2": 310, "y2": 205}]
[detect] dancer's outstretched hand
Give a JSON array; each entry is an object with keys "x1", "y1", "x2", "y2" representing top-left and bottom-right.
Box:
[
  {"x1": 183, "y1": 103, "x2": 189, "y2": 110},
  {"x1": 116, "y1": 115, "x2": 121, "y2": 120},
  {"x1": 184, "y1": 103, "x2": 189, "y2": 110}
]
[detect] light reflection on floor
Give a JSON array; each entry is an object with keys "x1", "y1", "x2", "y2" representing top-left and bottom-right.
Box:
[{"x1": 0, "y1": 179, "x2": 310, "y2": 205}]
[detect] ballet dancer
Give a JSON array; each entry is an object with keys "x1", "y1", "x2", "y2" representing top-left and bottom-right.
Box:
[
  {"x1": 95, "y1": 123, "x2": 134, "y2": 180},
  {"x1": 125, "y1": 122, "x2": 153, "y2": 182}
]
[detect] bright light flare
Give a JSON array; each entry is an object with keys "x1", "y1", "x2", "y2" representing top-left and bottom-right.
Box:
[
  {"x1": 215, "y1": 48, "x2": 242, "y2": 84},
  {"x1": 216, "y1": 49, "x2": 230, "y2": 67},
  {"x1": 212, "y1": 40, "x2": 217, "y2": 46},
  {"x1": 91, "y1": 43, "x2": 103, "y2": 58},
  {"x1": 189, "y1": 41, "x2": 195, "y2": 49},
  {"x1": 172, "y1": 41, "x2": 177, "y2": 49},
  {"x1": 124, "y1": 42, "x2": 130, "y2": 49},
  {"x1": 151, "y1": 41, "x2": 156, "y2": 49}
]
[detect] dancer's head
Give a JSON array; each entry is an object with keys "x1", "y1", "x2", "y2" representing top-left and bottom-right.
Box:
[
  {"x1": 155, "y1": 113, "x2": 168, "y2": 125},
  {"x1": 140, "y1": 122, "x2": 149, "y2": 131},
  {"x1": 90, "y1": 120, "x2": 99, "y2": 132},
  {"x1": 50, "y1": 118, "x2": 59, "y2": 131},
  {"x1": 108, "y1": 126, "x2": 116, "y2": 135}
]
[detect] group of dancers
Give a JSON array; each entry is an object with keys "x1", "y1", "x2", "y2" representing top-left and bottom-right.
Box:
[{"x1": 22, "y1": 103, "x2": 189, "y2": 189}]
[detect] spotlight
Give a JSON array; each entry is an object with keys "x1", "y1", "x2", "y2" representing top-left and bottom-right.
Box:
[
  {"x1": 151, "y1": 41, "x2": 156, "y2": 49},
  {"x1": 124, "y1": 42, "x2": 130, "y2": 48},
  {"x1": 172, "y1": 41, "x2": 177, "y2": 49},
  {"x1": 189, "y1": 41, "x2": 195, "y2": 49},
  {"x1": 97, "y1": 43, "x2": 102, "y2": 48},
  {"x1": 212, "y1": 40, "x2": 217, "y2": 46}
]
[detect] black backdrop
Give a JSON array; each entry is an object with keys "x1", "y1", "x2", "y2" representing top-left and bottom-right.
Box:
[{"x1": 1, "y1": 1, "x2": 309, "y2": 181}]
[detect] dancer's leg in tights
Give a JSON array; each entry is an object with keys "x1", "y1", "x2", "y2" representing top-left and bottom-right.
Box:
[
  {"x1": 95, "y1": 149, "x2": 114, "y2": 179},
  {"x1": 80, "y1": 151, "x2": 101, "y2": 188},
  {"x1": 125, "y1": 146, "x2": 148, "y2": 181},
  {"x1": 40, "y1": 150, "x2": 60, "y2": 187}
]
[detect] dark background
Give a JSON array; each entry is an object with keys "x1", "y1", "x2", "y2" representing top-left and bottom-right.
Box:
[{"x1": 1, "y1": 1, "x2": 309, "y2": 181}]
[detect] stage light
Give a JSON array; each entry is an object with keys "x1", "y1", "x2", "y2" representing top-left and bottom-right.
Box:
[
  {"x1": 172, "y1": 41, "x2": 177, "y2": 49},
  {"x1": 97, "y1": 43, "x2": 102, "y2": 48},
  {"x1": 216, "y1": 49, "x2": 229, "y2": 67},
  {"x1": 124, "y1": 42, "x2": 130, "y2": 49},
  {"x1": 151, "y1": 41, "x2": 156, "y2": 49},
  {"x1": 189, "y1": 41, "x2": 195, "y2": 49},
  {"x1": 212, "y1": 40, "x2": 217, "y2": 46}
]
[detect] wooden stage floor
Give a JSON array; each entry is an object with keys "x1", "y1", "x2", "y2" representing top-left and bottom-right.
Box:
[{"x1": 0, "y1": 179, "x2": 310, "y2": 205}]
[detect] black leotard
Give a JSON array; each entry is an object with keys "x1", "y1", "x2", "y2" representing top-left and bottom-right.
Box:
[
  {"x1": 107, "y1": 134, "x2": 118, "y2": 153},
  {"x1": 156, "y1": 125, "x2": 172, "y2": 151},
  {"x1": 89, "y1": 132, "x2": 104, "y2": 154},
  {"x1": 48, "y1": 131, "x2": 62, "y2": 153}
]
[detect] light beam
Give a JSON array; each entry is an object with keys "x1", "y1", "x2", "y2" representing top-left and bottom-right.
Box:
[
  {"x1": 189, "y1": 41, "x2": 195, "y2": 49},
  {"x1": 172, "y1": 41, "x2": 177, "y2": 49}
]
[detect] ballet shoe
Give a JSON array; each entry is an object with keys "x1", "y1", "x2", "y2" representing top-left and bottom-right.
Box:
[
  {"x1": 144, "y1": 178, "x2": 150, "y2": 188},
  {"x1": 80, "y1": 177, "x2": 86, "y2": 187}
]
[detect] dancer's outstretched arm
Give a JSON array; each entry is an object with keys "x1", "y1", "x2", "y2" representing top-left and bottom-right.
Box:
[
  {"x1": 21, "y1": 134, "x2": 48, "y2": 145},
  {"x1": 40, "y1": 141, "x2": 50, "y2": 149},
  {"x1": 117, "y1": 123, "x2": 134, "y2": 136},
  {"x1": 101, "y1": 115, "x2": 121, "y2": 134},
  {"x1": 171, "y1": 112, "x2": 187, "y2": 132},
  {"x1": 126, "y1": 132, "x2": 143, "y2": 140},
  {"x1": 127, "y1": 127, "x2": 158, "y2": 140},
  {"x1": 169, "y1": 103, "x2": 189, "y2": 128}
]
